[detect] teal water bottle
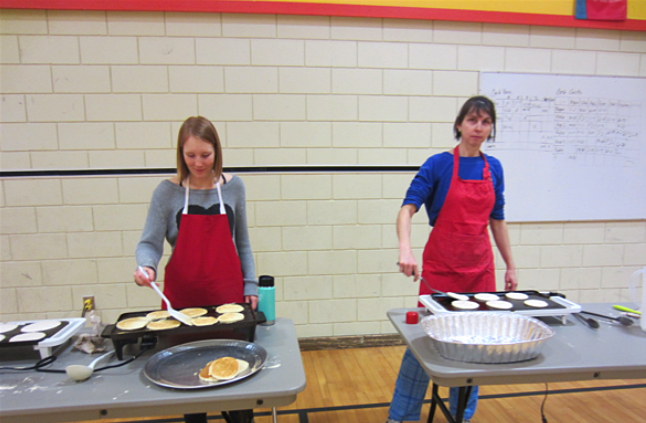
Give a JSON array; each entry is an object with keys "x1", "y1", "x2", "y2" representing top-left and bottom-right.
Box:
[{"x1": 258, "y1": 275, "x2": 275, "y2": 326}]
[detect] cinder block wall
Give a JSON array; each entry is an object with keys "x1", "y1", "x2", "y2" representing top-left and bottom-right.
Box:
[{"x1": 1, "y1": 9, "x2": 645, "y2": 337}]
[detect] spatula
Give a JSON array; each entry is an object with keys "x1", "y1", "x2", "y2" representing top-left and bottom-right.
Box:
[
  {"x1": 396, "y1": 262, "x2": 469, "y2": 301},
  {"x1": 138, "y1": 266, "x2": 193, "y2": 326}
]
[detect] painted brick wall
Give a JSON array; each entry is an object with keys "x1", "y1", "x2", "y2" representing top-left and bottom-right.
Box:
[{"x1": 1, "y1": 9, "x2": 645, "y2": 337}]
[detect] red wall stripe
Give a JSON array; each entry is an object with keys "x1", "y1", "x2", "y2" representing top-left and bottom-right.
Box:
[{"x1": 1, "y1": 0, "x2": 645, "y2": 31}]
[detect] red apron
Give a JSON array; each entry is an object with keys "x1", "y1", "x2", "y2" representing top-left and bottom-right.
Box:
[
  {"x1": 162, "y1": 181, "x2": 244, "y2": 309},
  {"x1": 420, "y1": 146, "x2": 496, "y2": 298}
]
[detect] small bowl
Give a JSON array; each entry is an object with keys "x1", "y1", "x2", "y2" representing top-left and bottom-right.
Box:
[{"x1": 421, "y1": 312, "x2": 554, "y2": 364}]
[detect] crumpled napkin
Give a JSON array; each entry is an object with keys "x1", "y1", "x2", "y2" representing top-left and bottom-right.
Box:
[{"x1": 73, "y1": 310, "x2": 106, "y2": 354}]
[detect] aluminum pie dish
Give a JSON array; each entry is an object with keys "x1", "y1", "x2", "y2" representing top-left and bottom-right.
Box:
[{"x1": 421, "y1": 312, "x2": 555, "y2": 364}]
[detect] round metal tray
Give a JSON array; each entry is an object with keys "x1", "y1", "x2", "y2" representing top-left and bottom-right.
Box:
[{"x1": 144, "y1": 339, "x2": 267, "y2": 389}]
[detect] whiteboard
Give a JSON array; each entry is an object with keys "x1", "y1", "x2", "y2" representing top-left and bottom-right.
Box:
[{"x1": 480, "y1": 72, "x2": 646, "y2": 222}]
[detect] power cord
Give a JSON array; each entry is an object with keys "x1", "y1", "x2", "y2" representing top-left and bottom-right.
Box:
[
  {"x1": 0, "y1": 345, "x2": 153, "y2": 374},
  {"x1": 540, "y1": 382, "x2": 549, "y2": 423}
]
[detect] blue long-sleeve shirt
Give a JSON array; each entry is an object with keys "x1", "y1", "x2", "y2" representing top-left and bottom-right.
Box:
[{"x1": 403, "y1": 152, "x2": 506, "y2": 226}]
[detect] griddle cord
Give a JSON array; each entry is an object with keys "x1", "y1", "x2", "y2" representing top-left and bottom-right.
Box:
[{"x1": 7, "y1": 343, "x2": 155, "y2": 374}]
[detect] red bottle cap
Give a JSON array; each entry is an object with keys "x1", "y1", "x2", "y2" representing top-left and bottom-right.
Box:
[{"x1": 406, "y1": 311, "x2": 419, "y2": 324}]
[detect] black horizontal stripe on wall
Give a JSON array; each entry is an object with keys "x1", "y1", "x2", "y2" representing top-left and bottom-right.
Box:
[{"x1": 0, "y1": 166, "x2": 419, "y2": 178}]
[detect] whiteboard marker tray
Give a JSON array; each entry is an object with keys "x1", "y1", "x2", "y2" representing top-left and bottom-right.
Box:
[{"x1": 420, "y1": 291, "x2": 581, "y2": 317}]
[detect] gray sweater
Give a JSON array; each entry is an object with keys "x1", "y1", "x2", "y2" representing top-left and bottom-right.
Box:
[{"x1": 135, "y1": 176, "x2": 258, "y2": 297}]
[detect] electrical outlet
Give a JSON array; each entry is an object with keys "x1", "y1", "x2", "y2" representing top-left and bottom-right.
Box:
[{"x1": 82, "y1": 296, "x2": 95, "y2": 317}]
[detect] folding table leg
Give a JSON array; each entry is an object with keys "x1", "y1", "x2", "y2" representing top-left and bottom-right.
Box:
[
  {"x1": 454, "y1": 386, "x2": 472, "y2": 423},
  {"x1": 427, "y1": 383, "x2": 439, "y2": 423},
  {"x1": 272, "y1": 406, "x2": 278, "y2": 423}
]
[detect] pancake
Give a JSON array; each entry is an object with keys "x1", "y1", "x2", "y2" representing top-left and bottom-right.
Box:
[
  {"x1": 474, "y1": 293, "x2": 500, "y2": 302},
  {"x1": 199, "y1": 358, "x2": 250, "y2": 382},
  {"x1": 209, "y1": 357, "x2": 239, "y2": 380},
  {"x1": 451, "y1": 300, "x2": 479, "y2": 310},
  {"x1": 146, "y1": 310, "x2": 170, "y2": 321},
  {"x1": 487, "y1": 300, "x2": 513, "y2": 310},
  {"x1": 216, "y1": 304, "x2": 244, "y2": 314},
  {"x1": 147, "y1": 319, "x2": 181, "y2": 331},
  {"x1": 21, "y1": 320, "x2": 61, "y2": 333},
  {"x1": 10, "y1": 332, "x2": 46, "y2": 342},
  {"x1": 218, "y1": 312, "x2": 244, "y2": 324},
  {"x1": 192, "y1": 316, "x2": 218, "y2": 326},
  {"x1": 524, "y1": 299, "x2": 548, "y2": 308},
  {"x1": 0, "y1": 323, "x2": 18, "y2": 334},
  {"x1": 0, "y1": 335, "x2": 5, "y2": 342},
  {"x1": 180, "y1": 307, "x2": 208, "y2": 318},
  {"x1": 116, "y1": 317, "x2": 148, "y2": 331},
  {"x1": 505, "y1": 292, "x2": 529, "y2": 300}
]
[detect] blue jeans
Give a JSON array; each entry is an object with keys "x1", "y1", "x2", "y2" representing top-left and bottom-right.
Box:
[{"x1": 388, "y1": 348, "x2": 478, "y2": 421}]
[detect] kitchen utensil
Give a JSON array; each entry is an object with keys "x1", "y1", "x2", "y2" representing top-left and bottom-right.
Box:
[
  {"x1": 628, "y1": 267, "x2": 646, "y2": 332},
  {"x1": 66, "y1": 351, "x2": 114, "y2": 381},
  {"x1": 613, "y1": 305, "x2": 641, "y2": 315},
  {"x1": 138, "y1": 266, "x2": 193, "y2": 326},
  {"x1": 573, "y1": 313, "x2": 599, "y2": 329},
  {"x1": 581, "y1": 310, "x2": 634, "y2": 327},
  {"x1": 396, "y1": 262, "x2": 469, "y2": 301}
]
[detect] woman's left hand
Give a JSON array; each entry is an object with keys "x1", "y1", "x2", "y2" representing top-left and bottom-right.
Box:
[
  {"x1": 504, "y1": 268, "x2": 518, "y2": 291},
  {"x1": 245, "y1": 295, "x2": 258, "y2": 310}
]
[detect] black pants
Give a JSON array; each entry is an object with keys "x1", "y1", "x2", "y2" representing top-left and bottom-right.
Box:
[{"x1": 184, "y1": 410, "x2": 254, "y2": 423}]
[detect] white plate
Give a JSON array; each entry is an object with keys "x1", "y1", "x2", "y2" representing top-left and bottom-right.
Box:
[
  {"x1": 21, "y1": 320, "x2": 61, "y2": 333},
  {"x1": 487, "y1": 300, "x2": 513, "y2": 310},
  {"x1": 525, "y1": 299, "x2": 548, "y2": 308},
  {"x1": 0, "y1": 323, "x2": 18, "y2": 334},
  {"x1": 474, "y1": 293, "x2": 500, "y2": 302},
  {"x1": 452, "y1": 300, "x2": 479, "y2": 310},
  {"x1": 10, "y1": 332, "x2": 46, "y2": 342}
]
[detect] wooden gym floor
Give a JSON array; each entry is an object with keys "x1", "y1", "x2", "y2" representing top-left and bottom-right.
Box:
[{"x1": 70, "y1": 345, "x2": 646, "y2": 423}]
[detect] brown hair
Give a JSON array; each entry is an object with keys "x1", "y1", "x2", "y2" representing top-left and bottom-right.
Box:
[
  {"x1": 176, "y1": 116, "x2": 223, "y2": 183},
  {"x1": 453, "y1": 96, "x2": 496, "y2": 141}
]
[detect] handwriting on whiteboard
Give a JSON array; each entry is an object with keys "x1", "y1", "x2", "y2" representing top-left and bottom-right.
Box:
[{"x1": 483, "y1": 90, "x2": 641, "y2": 167}]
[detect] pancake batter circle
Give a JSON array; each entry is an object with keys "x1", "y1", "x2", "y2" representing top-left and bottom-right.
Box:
[
  {"x1": 21, "y1": 321, "x2": 61, "y2": 333},
  {"x1": 10, "y1": 332, "x2": 46, "y2": 343},
  {"x1": 524, "y1": 299, "x2": 548, "y2": 308},
  {"x1": 0, "y1": 323, "x2": 18, "y2": 334},
  {"x1": 487, "y1": 300, "x2": 513, "y2": 310},
  {"x1": 451, "y1": 300, "x2": 479, "y2": 310},
  {"x1": 505, "y1": 292, "x2": 529, "y2": 300},
  {"x1": 474, "y1": 293, "x2": 500, "y2": 302}
]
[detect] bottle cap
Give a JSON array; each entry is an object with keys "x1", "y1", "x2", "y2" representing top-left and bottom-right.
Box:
[{"x1": 259, "y1": 275, "x2": 274, "y2": 287}]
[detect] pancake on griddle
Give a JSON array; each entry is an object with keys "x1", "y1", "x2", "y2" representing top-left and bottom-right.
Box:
[
  {"x1": 146, "y1": 310, "x2": 170, "y2": 321},
  {"x1": 216, "y1": 304, "x2": 244, "y2": 313},
  {"x1": 180, "y1": 307, "x2": 208, "y2": 318},
  {"x1": 218, "y1": 312, "x2": 244, "y2": 324},
  {"x1": 147, "y1": 319, "x2": 181, "y2": 331},
  {"x1": 116, "y1": 317, "x2": 148, "y2": 331},
  {"x1": 192, "y1": 316, "x2": 218, "y2": 326}
]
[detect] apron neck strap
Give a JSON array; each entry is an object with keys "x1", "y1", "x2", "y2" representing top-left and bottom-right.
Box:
[
  {"x1": 182, "y1": 178, "x2": 226, "y2": 215},
  {"x1": 452, "y1": 146, "x2": 491, "y2": 180}
]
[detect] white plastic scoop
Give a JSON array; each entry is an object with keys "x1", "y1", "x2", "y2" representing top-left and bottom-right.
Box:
[
  {"x1": 138, "y1": 266, "x2": 193, "y2": 326},
  {"x1": 66, "y1": 351, "x2": 114, "y2": 381}
]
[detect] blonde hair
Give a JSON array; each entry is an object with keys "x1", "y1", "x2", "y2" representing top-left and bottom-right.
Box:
[{"x1": 176, "y1": 116, "x2": 223, "y2": 183}]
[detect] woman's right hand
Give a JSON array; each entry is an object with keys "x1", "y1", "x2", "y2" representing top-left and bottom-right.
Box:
[
  {"x1": 398, "y1": 252, "x2": 419, "y2": 281},
  {"x1": 134, "y1": 266, "x2": 156, "y2": 287}
]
